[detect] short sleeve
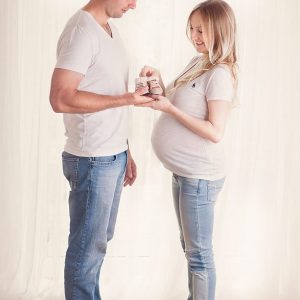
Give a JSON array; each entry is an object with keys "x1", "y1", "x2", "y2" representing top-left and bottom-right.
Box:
[
  {"x1": 56, "y1": 25, "x2": 93, "y2": 75},
  {"x1": 205, "y1": 67, "x2": 234, "y2": 102}
]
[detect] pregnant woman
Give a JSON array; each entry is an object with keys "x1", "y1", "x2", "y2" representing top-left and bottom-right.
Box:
[{"x1": 137, "y1": 1, "x2": 237, "y2": 299}]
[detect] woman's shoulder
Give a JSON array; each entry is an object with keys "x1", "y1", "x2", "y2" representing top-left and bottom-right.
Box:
[
  {"x1": 204, "y1": 63, "x2": 235, "y2": 100},
  {"x1": 209, "y1": 63, "x2": 231, "y2": 75},
  {"x1": 204, "y1": 63, "x2": 233, "y2": 84}
]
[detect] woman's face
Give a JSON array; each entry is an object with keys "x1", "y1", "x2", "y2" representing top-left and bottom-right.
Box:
[{"x1": 190, "y1": 11, "x2": 209, "y2": 54}]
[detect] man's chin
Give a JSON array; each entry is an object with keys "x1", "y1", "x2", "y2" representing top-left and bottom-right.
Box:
[{"x1": 111, "y1": 12, "x2": 124, "y2": 18}]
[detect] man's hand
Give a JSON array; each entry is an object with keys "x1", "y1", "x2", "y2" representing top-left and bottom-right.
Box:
[
  {"x1": 124, "y1": 151, "x2": 137, "y2": 186},
  {"x1": 125, "y1": 88, "x2": 152, "y2": 105}
]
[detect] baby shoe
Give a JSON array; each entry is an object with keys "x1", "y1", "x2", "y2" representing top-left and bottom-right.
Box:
[
  {"x1": 135, "y1": 77, "x2": 149, "y2": 95},
  {"x1": 147, "y1": 76, "x2": 163, "y2": 95}
]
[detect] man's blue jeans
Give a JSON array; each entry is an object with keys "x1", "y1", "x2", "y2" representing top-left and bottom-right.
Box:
[
  {"x1": 172, "y1": 174, "x2": 225, "y2": 300},
  {"x1": 62, "y1": 150, "x2": 127, "y2": 300}
]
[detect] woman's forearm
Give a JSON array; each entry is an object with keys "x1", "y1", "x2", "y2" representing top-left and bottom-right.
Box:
[{"x1": 167, "y1": 105, "x2": 224, "y2": 143}]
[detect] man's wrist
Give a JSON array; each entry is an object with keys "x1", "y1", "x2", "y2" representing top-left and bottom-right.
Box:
[{"x1": 113, "y1": 93, "x2": 131, "y2": 106}]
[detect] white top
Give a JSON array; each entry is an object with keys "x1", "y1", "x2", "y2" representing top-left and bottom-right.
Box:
[
  {"x1": 56, "y1": 10, "x2": 129, "y2": 157},
  {"x1": 151, "y1": 57, "x2": 234, "y2": 180}
]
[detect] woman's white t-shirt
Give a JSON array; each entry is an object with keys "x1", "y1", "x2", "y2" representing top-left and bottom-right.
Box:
[{"x1": 151, "y1": 57, "x2": 234, "y2": 180}]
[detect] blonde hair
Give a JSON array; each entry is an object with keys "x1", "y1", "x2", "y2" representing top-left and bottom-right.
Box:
[{"x1": 174, "y1": 0, "x2": 238, "y2": 90}]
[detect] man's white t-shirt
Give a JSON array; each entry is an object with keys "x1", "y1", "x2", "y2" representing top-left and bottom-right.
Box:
[
  {"x1": 56, "y1": 10, "x2": 129, "y2": 157},
  {"x1": 151, "y1": 57, "x2": 234, "y2": 180}
]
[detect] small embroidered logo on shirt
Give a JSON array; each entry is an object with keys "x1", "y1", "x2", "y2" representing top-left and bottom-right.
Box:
[{"x1": 192, "y1": 83, "x2": 196, "y2": 88}]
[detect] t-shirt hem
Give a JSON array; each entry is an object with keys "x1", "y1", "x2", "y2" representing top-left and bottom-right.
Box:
[
  {"x1": 162, "y1": 163, "x2": 226, "y2": 181},
  {"x1": 64, "y1": 144, "x2": 128, "y2": 157},
  {"x1": 55, "y1": 64, "x2": 86, "y2": 75},
  {"x1": 207, "y1": 97, "x2": 232, "y2": 102}
]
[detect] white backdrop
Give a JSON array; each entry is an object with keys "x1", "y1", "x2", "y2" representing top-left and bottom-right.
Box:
[{"x1": 1, "y1": 0, "x2": 300, "y2": 299}]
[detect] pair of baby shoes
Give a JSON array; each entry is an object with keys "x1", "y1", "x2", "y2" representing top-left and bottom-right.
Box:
[{"x1": 135, "y1": 76, "x2": 163, "y2": 96}]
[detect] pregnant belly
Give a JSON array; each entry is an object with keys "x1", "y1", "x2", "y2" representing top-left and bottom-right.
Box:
[{"x1": 151, "y1": 113, "x2": 197, "y2": 165}]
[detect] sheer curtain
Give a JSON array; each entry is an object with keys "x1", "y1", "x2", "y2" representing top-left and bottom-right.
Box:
[{"x1": 1, "y1": 0, "x2": 299, "y2": 299}]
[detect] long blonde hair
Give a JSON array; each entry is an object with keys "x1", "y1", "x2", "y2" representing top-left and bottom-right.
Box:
[{"x1": 174, "y1": 0, "x2": 238, "y2": 89}]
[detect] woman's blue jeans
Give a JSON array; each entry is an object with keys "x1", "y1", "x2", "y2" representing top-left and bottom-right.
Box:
[
  {"x1": 62, "y1": 150, "x2": 127, "y2": 300},
  {"x1": 172, "y1": 174, "x2": 225, "y2": 300}
]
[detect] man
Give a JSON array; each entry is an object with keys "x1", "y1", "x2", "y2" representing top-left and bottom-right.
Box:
[{"x1": 49, "y1": 1, "x2": 150, "y2": 299}]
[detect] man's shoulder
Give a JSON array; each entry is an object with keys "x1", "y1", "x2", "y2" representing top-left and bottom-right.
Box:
[
  {"x1": 57, "y1": 10, "x2": 103, "y2": 54},
  {"x1": 63, "y1": 10, "x2": 98, "y2": 38}
]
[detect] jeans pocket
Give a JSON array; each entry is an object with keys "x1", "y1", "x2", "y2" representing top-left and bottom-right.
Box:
[
  {"x1": 179, "y1": 176, "x2": 200, "y2": 196},
  {"x1": 207, "y1": 177, "x2": 225, "y2": 202},
  {"x1": 62, "y1": 153, "x2": 80, "y2": 190}
]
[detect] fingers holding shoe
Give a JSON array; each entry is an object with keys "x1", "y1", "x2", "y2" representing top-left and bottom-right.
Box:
[{"x1": 139, "y1": 65, "x2": 160, "y2": 78}]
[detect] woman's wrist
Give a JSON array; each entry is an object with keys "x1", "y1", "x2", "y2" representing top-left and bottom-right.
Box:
[
  {"x1": 166, "y1": 102, "x2": 177, "y2": 114},
  {"x1": 168, "y1": 105, "x2": 186, "y2": 122}
]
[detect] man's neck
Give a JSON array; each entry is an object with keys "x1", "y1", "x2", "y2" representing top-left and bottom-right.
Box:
[{"x1": 83, "y1": 0, "x2": 109, "y2": 26}]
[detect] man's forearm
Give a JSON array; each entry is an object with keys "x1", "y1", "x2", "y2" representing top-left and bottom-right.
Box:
[{"x1": 52, "y1": 89, "x2": 130, "y2": 113}]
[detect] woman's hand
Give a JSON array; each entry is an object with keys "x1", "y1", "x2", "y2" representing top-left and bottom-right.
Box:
[
  {"x1": 139, "y1": 65, "x2": 160, "y2": 78},
  {"x1": 135, "y1": 95, "x2": 173, "y2": 113}
]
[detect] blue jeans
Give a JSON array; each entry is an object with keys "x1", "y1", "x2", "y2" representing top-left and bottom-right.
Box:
[
  {"x1": 172, "y1": 174, "x2": 225, "y2": 300},
  {"x1": 62, "y1": 150, "x2": 127, "y2": 300}
]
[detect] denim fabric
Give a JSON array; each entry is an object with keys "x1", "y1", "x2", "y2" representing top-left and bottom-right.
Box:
[
  {"x1": 62, "y1": 150, "x2": 127, "y2": 300},
  {"x1": 172, "y1": 174, "x2": 225, "y2": 300}
]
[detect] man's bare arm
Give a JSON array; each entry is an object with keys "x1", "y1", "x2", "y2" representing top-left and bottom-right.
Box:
[{"x1": 49, "y1": 68, "x2": 151, "y2": 113}]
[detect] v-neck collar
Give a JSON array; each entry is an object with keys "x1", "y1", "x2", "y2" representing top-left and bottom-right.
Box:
[
  {"x1": 81, "y1": 10, "x2": 114, "y2": 40},
  {"x1": 173, "y1": 56, "x2": 201, "y2": 87}
]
